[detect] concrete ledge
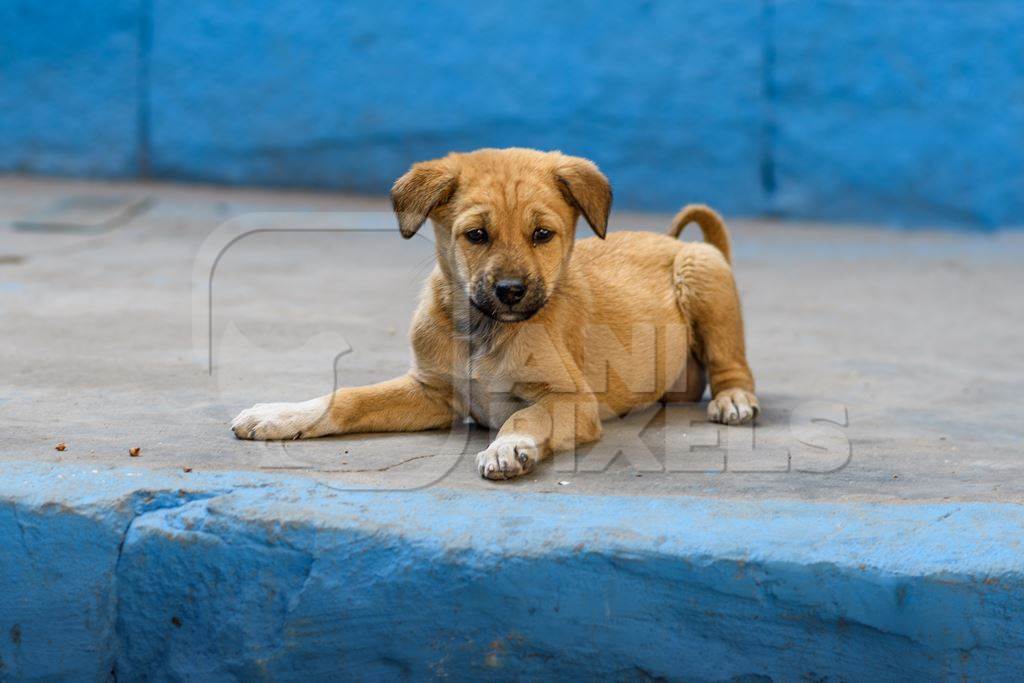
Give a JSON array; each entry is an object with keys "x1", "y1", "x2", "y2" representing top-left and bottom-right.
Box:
[{"x1": 2, "y1": 463, "x2": 1023, "y2": 680}]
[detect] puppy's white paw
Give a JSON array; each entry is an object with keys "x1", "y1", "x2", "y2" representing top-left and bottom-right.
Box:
[
  {"x1": 707, "y1": 388, "x2": 760, "y2": 425},
  {"x1": 476, "y1": 434, "x2": 540, "y2": 480},
  {"x1": 231, "y1": 398, "x2": 331, "y2": 440}
]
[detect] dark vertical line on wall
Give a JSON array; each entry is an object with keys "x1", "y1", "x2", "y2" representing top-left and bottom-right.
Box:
[
  {"x1": 136, "y1": 0, "x2": 153, "y2": 177},
  {"x1": 759, "y1": 0, "x2": 778, "y2": 211}
]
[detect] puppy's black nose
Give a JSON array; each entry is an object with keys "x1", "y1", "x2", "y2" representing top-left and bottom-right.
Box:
[{"x1": 494, "y1": 279, "x2": 527, "y2": 305}]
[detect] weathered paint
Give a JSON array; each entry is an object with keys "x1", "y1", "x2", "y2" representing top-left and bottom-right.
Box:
[
  {"x1": 2, "y1": 1, "x2": 1023, "y2": 227},
  {"x1": 0, "y1": 0, "x2": 141, "y2": 177},
  {"x1": 2, "y1": 463, "x2": 1022, "y2": 679},
  {"x1": 147, "y1": 1, "x2": 764, "y2": 215},
  {"x1": 771, "y1": 0, "x2": 1024, "y2": 229}
]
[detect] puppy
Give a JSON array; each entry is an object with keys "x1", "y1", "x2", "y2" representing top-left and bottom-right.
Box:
[{"x1": 232, "y1": 148, "x2": 758, "y2": 480}]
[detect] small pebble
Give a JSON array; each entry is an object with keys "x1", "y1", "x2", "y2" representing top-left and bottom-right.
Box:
[
  {"x1": 182, "y1": 466, "x2": 192, "y2": 473},
  {"x1": 55, "y1": 442, "x2": 66, "y2": 452},
  {"x1": 129, "y1": 447, "x2": 141, "y2": 457},
  {"x1": 557, "y1": 480, "x2": 571, "y2": 486}
]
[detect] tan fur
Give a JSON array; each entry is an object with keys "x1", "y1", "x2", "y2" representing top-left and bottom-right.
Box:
[{"x1": 232, "y1": 148, "x2": 758, "y2": 480}]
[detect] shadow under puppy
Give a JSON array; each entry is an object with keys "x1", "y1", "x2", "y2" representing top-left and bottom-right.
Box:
[{"x1": 232, "y1": 148, "x2": 758, "y2": 480}]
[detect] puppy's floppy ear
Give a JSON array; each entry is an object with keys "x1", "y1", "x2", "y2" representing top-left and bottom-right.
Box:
[
  {"x1": 391, "y1": 161, "x2": 458, "y2": 238},
  {"x1": 554, "y1": 155, "x2": 612, "y2": 239}
]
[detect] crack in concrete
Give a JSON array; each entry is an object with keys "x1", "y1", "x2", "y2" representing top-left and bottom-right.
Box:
[
  {"x1": 108, "y1": 488, "x2": 232, "y2": 678},
  {"x1": 261, "y1": 534, "x2": 319, "y2": 670},
  {"x1": 104, "y1": 483, "x2": 321, "y2": 676},
  {"x1": 339, "y1": 451, "x2": 450, "y2": 473},
  {"x1": 260, "y1": 450, "x2": 453, "y2": 474},
  {"x1": 8, "y1": 503, "x2": 32, "y2": 558}
]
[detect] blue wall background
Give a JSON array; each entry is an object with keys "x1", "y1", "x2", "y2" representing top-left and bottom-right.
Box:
[{"x1": 2, "y1": 0, "x2": 1022, "y2": 229}]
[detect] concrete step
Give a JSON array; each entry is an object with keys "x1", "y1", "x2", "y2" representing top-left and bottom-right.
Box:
[
  {"x1": 3, "y1": 463, "x2": 1023, "y2": 680},
  {"x1": 1, "y1": 177, "x2": 1022, "y2": 679}
]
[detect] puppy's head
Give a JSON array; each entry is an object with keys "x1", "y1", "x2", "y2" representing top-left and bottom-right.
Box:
[{"x1": 392, "y1": 148, "x2": 611, "y2": 322}]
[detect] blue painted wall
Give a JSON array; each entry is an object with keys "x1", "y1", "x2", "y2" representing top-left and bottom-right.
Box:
[
  {"x1": 2, "y1": 1, "x2": 1022, "y2": 228},
  {"x1": 0, "y1": 0, "x2": 141, "y2": 176}
]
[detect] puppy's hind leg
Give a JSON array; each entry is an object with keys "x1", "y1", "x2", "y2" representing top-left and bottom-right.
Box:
[{"x1": 673, "y1": 244, "x2": 759, "y2": 425}]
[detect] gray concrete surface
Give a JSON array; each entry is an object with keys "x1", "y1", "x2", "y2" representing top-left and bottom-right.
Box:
[{"x1": 1, "y1": 176, "x2": 1021, "y2": 501}]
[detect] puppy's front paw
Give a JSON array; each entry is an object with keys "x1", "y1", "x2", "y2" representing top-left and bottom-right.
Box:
[
  {"x1": 707, "y1": 388, "x2": 759, "y2": 425},
  {"x1": 476, "y1": 434, "x2": 541, "y2": 480},
  {"x1": 231, "y1": 398, "x2": 330, "y2": 440}
]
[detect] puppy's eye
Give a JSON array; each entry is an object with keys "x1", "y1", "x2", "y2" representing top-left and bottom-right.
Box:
[
  {"x1": 533, "y1": 227, "x2": 554, "y2": 244},
  {"x1": 464, "y1": 228, "x2": 489, "y2": 245}
]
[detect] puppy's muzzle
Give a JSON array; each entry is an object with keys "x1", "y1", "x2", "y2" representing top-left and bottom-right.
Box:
[
  {"x1": 471, "y1": 274, "x2": 547, "y2": 322},
  {"x1": 494, "y1": 279, "x2": 527, "y2": 306}
]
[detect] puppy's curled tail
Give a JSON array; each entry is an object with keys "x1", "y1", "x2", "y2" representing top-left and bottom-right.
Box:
[{"x1": 668, "y1": 204, "x2": 732, "y2": 265}]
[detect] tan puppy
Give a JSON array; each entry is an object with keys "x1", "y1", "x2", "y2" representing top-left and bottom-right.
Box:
[{"x1": 232, "y1": 148, "x2": 758, "y2": 480}]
